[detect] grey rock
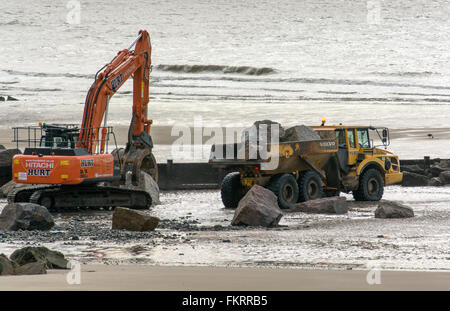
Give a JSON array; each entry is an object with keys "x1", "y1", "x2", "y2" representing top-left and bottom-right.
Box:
[
  {"x1": 401, "y1": 164, "x2": 424, "y2": 175},
  {"x1": 14, "y1": 262, "x2": 47, "y2": 275},
  {"x1": 0, "y1": 148, "x2": 21, "y2": 187},
  {"x1": 375, "y1": 200, "x2": 414, "y2": 219},
  {"x1": 281, "y1": 125, "x2": 321, "y2": 142},
  {"x1": 0, "y1": 180, "x2": 27, "y2": 198},
  {"x1": 10, "y1": 246, "x2": 68, "y2": 269},
  {"x1": 241, "y1": 120, "x2": 285, "y2": 145},
  {"x1": 437, "y1": 159, "x2": 450, "y2": 169},
  {"x1": 139, "y1": 171, "x2": 160, "y2": 205},
  {"x1": 289, "y1": 196, "x2": 348, "y2": 214},
  {"x1": 231, "y1": 185, "x2": 282, "y2": 227},
  {"x1": 112, "y1": 207, "x2": 159, "y2": 231},
  {"x1": 240, "y1": 120, "x2": 285, "y2": 159},
  {"x1": 430, "y1": 165, "x2": 446, "y2": 177},
  {"x1": 0, "y1": 203, "x2": 54, "y2": 231},
  {"x1": 0, "y1": 148, "x2": 21, "y2": 164},
  {"x1": 428, "y1": 177, "x2": 443, "y2": 187},
  {"x1": 0, "y1": 145, "x2": 4, "y2": 150},
  {"x1": 0, "y1": 253, "x2": 17, "y2": 275},
  {"x1": 401, "y1": 171, "x2": 430, "y2": 187},
  {"x1": 438, "y1": 171, "x2": 450, "y2": 185}
]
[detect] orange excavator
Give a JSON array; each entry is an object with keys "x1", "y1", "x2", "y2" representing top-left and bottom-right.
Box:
[{"x1": 9, "y1": 30, "x2": 158, "y2": 210}]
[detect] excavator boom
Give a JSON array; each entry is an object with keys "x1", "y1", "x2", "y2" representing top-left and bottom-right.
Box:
[{"x1": 78, "y1": 30, "x2": 153, "y2": 154}]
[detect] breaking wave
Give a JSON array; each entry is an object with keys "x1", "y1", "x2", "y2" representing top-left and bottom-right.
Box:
[
  {"x1": 370, "y1": 71, "x2": 441, "y2": 77},
  {"x1": 155, "y1": 64, "x2": 276, "y2": 75}
]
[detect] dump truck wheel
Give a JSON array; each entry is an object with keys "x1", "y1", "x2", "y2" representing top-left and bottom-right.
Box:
[
  {"x1": 221, "y1": 172, "x2": 245, "y2": 208},
  {"x1": 353, "y1": 168, "x2": 384, "y2": 201},
  {"x1": 267, "y1": 174, "x2": 299, "y2": 209},
  {"x1": 298, "y1": 171, "x2": 324, "y2": 202}
]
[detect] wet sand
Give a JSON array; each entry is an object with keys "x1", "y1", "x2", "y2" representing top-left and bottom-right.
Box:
[{"x1": 0, "y1": 264, "x2": 449, "y2": 291}]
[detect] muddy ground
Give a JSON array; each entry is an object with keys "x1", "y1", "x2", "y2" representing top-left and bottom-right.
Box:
[{"x1": 0, "y1": 185, "x2": 449, "y2": 271}]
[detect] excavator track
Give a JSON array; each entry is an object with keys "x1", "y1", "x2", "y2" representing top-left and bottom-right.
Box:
[{"x1": 8, "y1": 184, "x2": 151, "y2": 212}]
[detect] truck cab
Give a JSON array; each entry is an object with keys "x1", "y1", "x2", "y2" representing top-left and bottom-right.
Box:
[{"x1": 312, "y1": 125, "x2": 403, "y2": 199}]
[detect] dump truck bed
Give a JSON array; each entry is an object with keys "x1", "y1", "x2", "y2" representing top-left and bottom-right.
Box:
[{"x1": 209, "y1": 138, "x2": 338, "y2": 169}]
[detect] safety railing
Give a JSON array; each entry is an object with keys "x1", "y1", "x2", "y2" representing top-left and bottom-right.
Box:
[{"x1": 12, "y1": 124, "x2": 118, "y2": 155}]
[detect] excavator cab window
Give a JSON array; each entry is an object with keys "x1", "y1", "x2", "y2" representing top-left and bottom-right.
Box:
[{"x1": 39, "y1": 127, "x2": 78, "y2": 149}]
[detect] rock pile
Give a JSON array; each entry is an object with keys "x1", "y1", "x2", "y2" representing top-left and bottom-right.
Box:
[
  {"x1": 401, "y1": 159, "x2": 450, "y2": 187},
  {"x1": 240, "y1": 120, "x2": 321, "y2": 145},
  {"x1": 0, "y1": 246, "x2": 68, "y2": 276}
]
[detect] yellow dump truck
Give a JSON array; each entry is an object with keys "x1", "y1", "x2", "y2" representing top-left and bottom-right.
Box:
[{"x1": 209, "y1": 125, "x2": 403, "y2": 209}]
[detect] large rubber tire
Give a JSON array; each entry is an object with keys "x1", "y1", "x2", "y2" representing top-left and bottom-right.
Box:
[
  {"x1": 221, "y1": 172, "x2": 246, "y2": 208},
  {"x1": 298, "y1": 171, "x2": 324, "y2": 202},
  {"x1": 353, "y1": 168, "x2": 384, "y2": 201},
  {"x1": 266, "y1": 174, "x2": 299, "y2": 209}
]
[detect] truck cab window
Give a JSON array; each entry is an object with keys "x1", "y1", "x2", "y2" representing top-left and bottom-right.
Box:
[
  {"x1": 347, "y1": 129, "x2": 356, "y2": 148},
  {"x1": 357, "y1": 129, "x2": 370, "y2": 148},
  {"x1": 335, "y1": 129, "x2": 346, "y2": 148}
]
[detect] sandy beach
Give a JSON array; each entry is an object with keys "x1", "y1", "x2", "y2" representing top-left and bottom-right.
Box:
[{"x1": 1, "y1": 264, "x2": 449, "y2": 291}]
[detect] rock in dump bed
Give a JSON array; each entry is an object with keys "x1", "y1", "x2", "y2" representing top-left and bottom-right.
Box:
[
  {"x1": 281, "y1": 124, "x2": 321, "y2": 142},
  {"x1": 241, "y1": 120, "x2": 321, "y2": 144}
]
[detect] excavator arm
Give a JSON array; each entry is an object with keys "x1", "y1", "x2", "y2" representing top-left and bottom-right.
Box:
[{"x1": 77, "y1": 30, "x2": 153, "y2": 154}]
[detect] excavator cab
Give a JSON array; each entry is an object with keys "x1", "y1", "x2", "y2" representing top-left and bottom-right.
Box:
[{"x1": 38, "y1": 124, "x2": 79, "y2": 149}]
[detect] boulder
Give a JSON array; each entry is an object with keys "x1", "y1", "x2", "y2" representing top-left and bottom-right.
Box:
[
  {"x1": 374, "y1": 200, "x2": 414, "y2": 219},
  {"x1": 241, "y1": 120, "x2": 285, "y2": 145},
  {"x1": 400, "y1": 164, "x2": 424, "y2": 175},
  {"x1": 14, "y1": 262, "x2": 47, "y2": 275},
  {"x1": 401, "y1": 171, "x2": 430, "y2": 187},
  {"x1": 139, "y1": 171, "x2": 160, "y2": 205},
  {"x1": 112, "y1": 207, "x2": 159, "y2": 231},
  {"x1": 0, "y1": 145, "x2": 5, "y2": 150},
  {"x1": 0, "y1": 203, "x2": 54, "y2": 231},
  {"x1": 10, "y1": 246, "x2": 68, "y2": 269},
  {"x1": 438, "y1": 171, "x2": 450, "y2": 185},
  {"x1": 430, "y1": 165, "x2": 446, "y2": 177},
  {"x1": 0, "y1": 148, "x2": 21, "y2": 187},
  {"x1": 0, "y1": 180, "x2": 27, "y2": 198},
  {"x1": 0, "y1": 253, "x2": 17, "y2": 275},
  {"x1": 240, "y1": 120, "x2": 285, "y2": 159},
  {"x1": 428, "y1": 177, "x2": 443, "y2": 187},
  {"x1": 281, "y1": 125, "x2": 321, "y2": 142},
  {"x1": 289, "y1": 196, "x2": 348, "y2": 214},
  {"x1": 231, "y1": 185, "x2": 282, "y2": 227},
  {"x1": 0, "y1": 148, "x2": 21, "y2": 164}
]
